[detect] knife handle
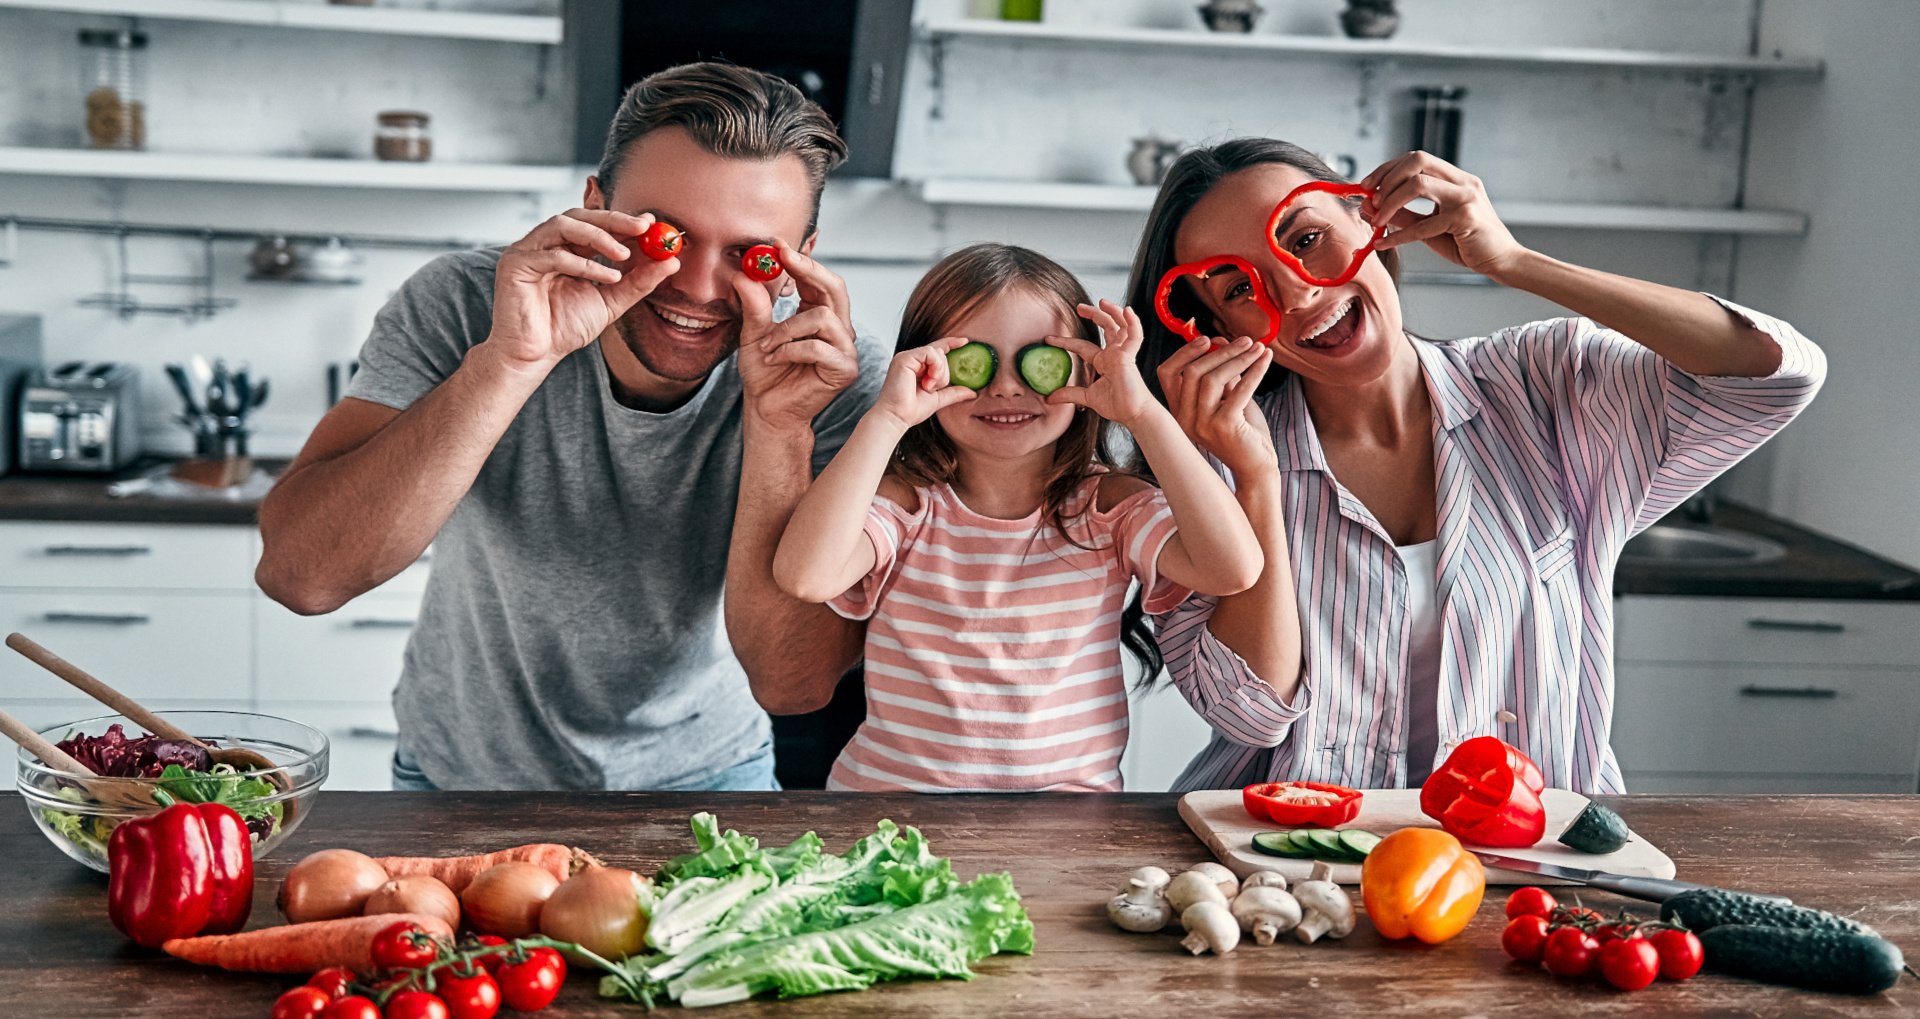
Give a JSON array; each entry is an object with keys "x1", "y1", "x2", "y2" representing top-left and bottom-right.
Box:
[{"x1": 1586, "y1": 873, "x2": 1791, "y2": 906}]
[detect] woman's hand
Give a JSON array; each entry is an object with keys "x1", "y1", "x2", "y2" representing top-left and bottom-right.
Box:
[
  {"x1": 1044, "y1": 300, "x2": 1158, "y2": 426},
  {"x1": 1360, "y1": 151, "x2": 1528, "y2": 280},
  {"x1": 870, "y1": 336, "x2": 979, "y2": 430},
  {"x1": 1155, "y1": 334, "x2": 1277, "y2": 479}
]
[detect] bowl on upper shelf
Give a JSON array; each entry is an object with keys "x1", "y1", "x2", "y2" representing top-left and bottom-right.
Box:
[
  {"x1": 1198, "y1": 0, "x2": 1263, "y2": 33},
  {"x1": 1340, "y1": 0, "x2": 1400, "y2": 39},
  {"x1": 17, "y1": 710, "x2": 328, "y2": 872}
]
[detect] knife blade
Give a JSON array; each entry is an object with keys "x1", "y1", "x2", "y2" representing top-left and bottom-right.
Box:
[{"x1": 1471, "y1": 852, "x2": 1791, "y2": 906}]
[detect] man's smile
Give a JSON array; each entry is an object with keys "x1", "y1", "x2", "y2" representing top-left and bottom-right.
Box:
[{"x1": 646, "y1": 299, "x2": 727, "y2": 335}]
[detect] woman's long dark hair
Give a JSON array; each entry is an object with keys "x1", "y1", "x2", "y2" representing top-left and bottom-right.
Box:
[
  {"x1": 1124, "y1": 138, "x2": 1402, "y2": 406},
  {"x1": 891, "y1": 243, "x2": 1163, "y2": 680}
]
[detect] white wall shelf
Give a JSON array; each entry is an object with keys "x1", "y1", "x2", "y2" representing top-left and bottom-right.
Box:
[
  {"x1": 0, "y1": 0, "x2": 562, "y2": 44},
  {"x1": 916, "y1": 178, "x2": 1808, "y2": 235},
  {"x1": 918, "y1": 18, "x2": 1823, "y2": 79},
  {"x1": 0, "y1": 146, "x2": 578, "y2": 191}
]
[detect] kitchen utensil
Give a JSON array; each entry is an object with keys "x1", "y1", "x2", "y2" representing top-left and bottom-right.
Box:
[
  {"x1": 1179, "y1": 787, "x2": 1677, "y2": 885},
  {"x1": 5, "y1": 632, "x2": 279, "y2": 777},
  {"x1": 250, "y1": 377, "x2": 269, "y2": 410},
  {"x1": 0, "y1": 704, "x2": 154, "y2": 809},
  {"x1": 165, "y1": 362, "x2": 200, "y2": 414},
  {"x1": 1469, "y1": 852, "x2": 1791, "y2": 905}
]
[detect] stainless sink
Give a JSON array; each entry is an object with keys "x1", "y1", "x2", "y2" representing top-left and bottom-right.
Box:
[{"x1": 1622, "y1": 525, "x2": 1787, "y2": 566}]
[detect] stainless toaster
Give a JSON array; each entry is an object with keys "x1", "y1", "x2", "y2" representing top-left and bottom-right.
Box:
[{"x1": 18, "y1": 361, "x2": 144, "y2": 473}]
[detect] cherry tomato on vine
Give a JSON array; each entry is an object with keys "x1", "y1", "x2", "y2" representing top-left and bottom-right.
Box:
[
  {"x1": 308, "y1": 966, "x2": 357, "y2": 1000},
  {"x1": 1595, "y1": 922, "x2": 1638, "y2": 946},
  {"x1": 370, "y1": 922, "x2": 441, "y2": 971},
  {"x1": 639, "y1": 221, "x2": 684, "y2": 260},
  {"x1": 1555, "y1": 904, "x2": 1604, "y2": 926},
  {"x1": 1647, "y1": 928, "x2": 1704, "y2": 980},
  {"x1": 1598, "y1": 937, "x2": 1661, "y2": 991},
  {"x1": 496, "y1": 947, "x2": 566, "y2": 1011},
  {"x1": 321, "y1": 997, "x2": 382, "y2": 1019},
  {"x1": 437, "y1": 969, "x2": 502, "y2": 1019},
  {"x1": 474, "y1": 936, "x2": 510, "y2": 976},
  {"x1": 273, "y1": 986, "x2": 333, "y2": 1019},
  {"x1": 384, "y1": 991, "x2": 450, "y2": 1019},
  {"x1": 1501, "y1": 914, "x2": 1552, "y2": 963},
  {"x1": 1543, "y1": 926, "x2": 1601, "y2": 978},
  {"x1": 1504, "y1": 887, "x2": 1557, "y2": 920},
  {"x1": 740, "y1": 244, "x2": 782, "y2": 282}
]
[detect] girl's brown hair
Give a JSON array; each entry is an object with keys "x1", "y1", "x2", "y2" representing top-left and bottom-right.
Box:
[{"x1": 892, "y1": 243, "x2": 1163, "y2": 680}]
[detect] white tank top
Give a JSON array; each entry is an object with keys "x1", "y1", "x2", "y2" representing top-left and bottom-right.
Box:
[{"x1": 1396, "y1": 539, "x2": 1443, "y2": 785}]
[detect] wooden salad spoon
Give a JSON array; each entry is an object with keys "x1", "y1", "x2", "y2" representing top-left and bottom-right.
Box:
[{"x1": 0, "y1": 704, "x2": 159, "y2": 809}]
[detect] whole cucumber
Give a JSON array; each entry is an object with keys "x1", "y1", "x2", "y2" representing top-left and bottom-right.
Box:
[
  {"x1": 1662, "y1": 888, "x2": 1874, "y2": 936},
  {"x1": 1699, "y1": 925, "x2": 1904, "y2": 995}
]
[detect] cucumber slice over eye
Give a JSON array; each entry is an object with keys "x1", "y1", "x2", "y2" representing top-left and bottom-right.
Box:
[
  {"x1": 1015, "y1": 343, "x2": 1073, "y2": 396},
  {"x1": 945, "y1": 342, "x2": 998, "y2": 391}
]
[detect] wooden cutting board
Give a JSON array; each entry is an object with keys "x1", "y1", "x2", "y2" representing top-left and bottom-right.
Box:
[{"x1": 1179, "y1": 788, "x2": 1676, "y2": 886}]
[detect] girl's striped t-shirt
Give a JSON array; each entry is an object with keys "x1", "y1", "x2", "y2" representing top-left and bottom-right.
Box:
[{"x1": 825, "y1": 475, "x2": 1189, "y2": 792}]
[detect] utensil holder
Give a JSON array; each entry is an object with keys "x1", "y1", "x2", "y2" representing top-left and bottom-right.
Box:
[{"x1": 172, "y1": 456, "x2": 252, "y2": 489}]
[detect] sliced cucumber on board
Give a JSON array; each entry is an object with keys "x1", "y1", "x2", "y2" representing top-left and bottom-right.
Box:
[
  {"x1": 1250, "y1": 831, "x2": 1313, "y2": 858},
  {"x1": 1249, "y1": 829, "x2": 1382, "y2": 863},
  {"x1": 1337, "y1": 829, "x2": 1382, "y2": 860}
]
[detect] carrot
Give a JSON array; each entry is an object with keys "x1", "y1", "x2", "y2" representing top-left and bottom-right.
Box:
[
  {"x1": 374, "y1": 844, "x2": 597, "y2": 895},
  {"x1": 161, "y1": 912, "x2": 454, "y2": 973}
]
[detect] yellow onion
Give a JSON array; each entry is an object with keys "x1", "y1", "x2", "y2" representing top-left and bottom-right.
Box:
[
  {"x1": 462, "y1": 861, "x2": 560, "y2": 937},
  {"x1": 364, "y1": 874, "x2": 461, "y2": 931},
  {"x1": 539, "y1": 865, "x2": 650, "y2": 963},
  {"x1": 278, "y1": 848, "x2": 391, "y2": 923}
]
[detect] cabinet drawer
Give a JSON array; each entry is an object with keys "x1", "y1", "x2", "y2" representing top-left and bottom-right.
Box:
[
  {"x1": 1617, "y1": 596, "x2": 1920, "y2": 667},
  {"x1": 0, "y1": 522, "x2": 253, "y2": 591},
  {"x1": 256, "y1": 591, "x2": 420, "y2": 702},
  {"x1": 0, "y1": 591, "x2": 254, "y2": 701},
  {"x1": 259, "y1": 701, "x2": 397, "y2": 792},
  {"x1": 1612, "y1": 663, "x2": 1920, "y2": 777}
]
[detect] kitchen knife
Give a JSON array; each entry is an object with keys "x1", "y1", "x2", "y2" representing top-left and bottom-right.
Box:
[
  {"x1": 1471, "y1": 852, "x2": 1791, "y2": 906},
  {"x1": 165, "y1": 363, "x2": 200, "y2": 414}
]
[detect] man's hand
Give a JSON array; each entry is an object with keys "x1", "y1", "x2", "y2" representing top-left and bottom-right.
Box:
[
  {"x1": 488, "y1": 210, "x2": 683, "y2": 371},
  {"x1": 734, "y1": 241, "x2": 862, "y2": 429}
]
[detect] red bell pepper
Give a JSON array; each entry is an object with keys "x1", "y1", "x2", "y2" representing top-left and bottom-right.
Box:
[
  {"x1": 108, "y1": 799, "x2": 254, "y2": 948},
  {"x1": 1153, "y1": 255, "x2": 1282, "y2": 346},
  {"x1": 1243, "y1": 781, "x2": 1363, "y2": 828},
  {"x1": 1264, "y1": 180, "x2": 1388, "y2": 289},
  {"x1": 1419, "y1": 736, "x2": 1548, "y2": 848}
]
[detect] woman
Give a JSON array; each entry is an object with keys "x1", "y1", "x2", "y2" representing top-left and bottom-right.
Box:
[{"x1": 1131, "y1": 139, "x2": 1824, "y2": 794}]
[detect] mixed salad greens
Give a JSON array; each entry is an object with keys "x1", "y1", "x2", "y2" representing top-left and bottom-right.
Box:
[
  {"x1": 599, "y1": 813, "x2": 1033, "y2": 1008},
  {"x1": 37, "y1": 724, "x2": 284, "y2": 862}
]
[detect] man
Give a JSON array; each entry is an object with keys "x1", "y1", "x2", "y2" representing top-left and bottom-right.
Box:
[{"x1": 256, "y1": 63, "x2": 883, "y2": 790}]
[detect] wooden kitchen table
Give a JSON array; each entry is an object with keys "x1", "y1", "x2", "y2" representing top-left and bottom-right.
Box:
[{"x1": 3, "y1": 791, "x2": 1916, "y2": 1017}]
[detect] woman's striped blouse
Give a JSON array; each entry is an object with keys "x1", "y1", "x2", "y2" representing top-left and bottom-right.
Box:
[{"x1": 1156, "y1": 296, "x2": 1825, "y2": 794}]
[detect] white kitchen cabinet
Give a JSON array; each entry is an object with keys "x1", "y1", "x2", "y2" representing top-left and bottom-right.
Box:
[
  {"x1": 0, "y1": 521, "x2": 253, "y2": 590},
  {"x1": 256, "y1": 591, "x2": 423, "y2": 703},
  {"x1": 0, "y1": 589, "x2": 255, "y2": 701},
  {"x1": 1613, "y1": 595, "x2": 1920, "y2": 794},
  {"x1": 256, "y1": 702, "x2": 399, "y2": 792}
]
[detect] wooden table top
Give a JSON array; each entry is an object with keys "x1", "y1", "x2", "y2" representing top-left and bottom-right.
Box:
[{"x1": 2, "y1": 791, "x2": 1915, "y2": 1017}]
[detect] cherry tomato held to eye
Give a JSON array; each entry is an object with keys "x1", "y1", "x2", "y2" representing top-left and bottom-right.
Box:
[
  {"x1": 1504, "y1": 886, "x2": 1557, "y2": 920},
  {"x1": 639, "y1": 221, "x2": 684, "y2": 260},
  {"x1": 272, "y1": 986, "x2": 333, "y2": 1019},
  {"x1": 320, "y1": 996, "x2": 382, "y2": 1019},
  {"x1": 307, "y1": 966, "x2": 357, "y2": 1001},
  {"x1": 370, "y1": 921, "x2": 441, "y2": 971},
  {"x1": 1598, "y1": 937, "x2": 1662, "y2": 991},
  {"x1": 436, "y1": 968, "x2": 502, "y2": 1019},
  {"x1": 1542, "y1": 925, "x2": 1602, "y2": 978},
  {"x1": 741, "y1": 244, "x2": 782, "y2": 282},
  {"x1": 496, "y1": 946, "x2": 566, "y2": 1011},
  {"x1": 1501, "y1": 914, "x2": 1552, "y2": 964},
  {"x1": 1647, "y1": 928, "x2": 1704, "y2": 981}
]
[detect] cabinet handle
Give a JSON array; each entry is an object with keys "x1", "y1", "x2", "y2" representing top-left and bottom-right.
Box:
[
  {"x1": 349, "y1": 618, "x2": 414, "y2": 630},
  {"x1": 43, "y1": 611, "x2": 150, "y2": 625},
  {"x1": 42, "y1": 545, "x2": 152, "y2": 557},
  {"x1": 347, "y1": 726, "x2": 400, "y2": 739},
  {"x1": 1747, "y1": 618, "x2": 1845, "y2": 634},
  {"x1": 1739, "y1": 685, "x2": 1838, "y2": 699}
]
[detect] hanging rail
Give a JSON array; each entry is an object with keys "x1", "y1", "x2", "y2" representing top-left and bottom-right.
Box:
[{"x1": 0, "y1": 214, "x2": 500, "y2": 252}]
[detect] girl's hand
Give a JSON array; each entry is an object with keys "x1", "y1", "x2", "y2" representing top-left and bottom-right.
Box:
[
  {"x1": 1155, "y1": 334, "x2": 1278, "y2": 479},
  {"x1": 1360, "y1": 151, "x2": 1528, "y2": 280},
  {"x1": 871, "y1": 336, "x2": 979, "y2": 430},
  {"x1": 1045, "y1": 300, "x2": 1158, "y2": 426}
]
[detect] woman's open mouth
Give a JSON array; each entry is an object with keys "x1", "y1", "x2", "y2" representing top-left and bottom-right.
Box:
[
  {"x1": 1296, "y1": 297, "x2": 1363, "y2": 357},
  {"x1": 975, "y1": 411, "x2": 1042, "y2": 429}
]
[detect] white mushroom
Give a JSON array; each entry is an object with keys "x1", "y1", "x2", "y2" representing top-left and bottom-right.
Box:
[
  {"x1": 1165, "y1": 870, "x2": 1228, "y2": 915},
  {"x1": 1179, "y1": 900, "x2": 1240, "y2": 955},
  {"x1": 1292, "y1": 861, "x2": 1356, "y2": 944},
  {"x1": 1231, "y1": 885, "x2": 1304, "y2": 946},
  {"x1": 1188, "y1": 862, "x2": 1240, "y2": 901},
  {"x1": 1241, "y1": 869, "x2": 1289, "y2": 893},
  {"x1": 1107, "y1": 866, "x2": 1173, "y2": 932}
]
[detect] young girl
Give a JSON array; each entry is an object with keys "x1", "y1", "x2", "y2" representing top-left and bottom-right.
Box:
[{"x1": 773, "y1": 243, "x2": 1267, "y2": 792}]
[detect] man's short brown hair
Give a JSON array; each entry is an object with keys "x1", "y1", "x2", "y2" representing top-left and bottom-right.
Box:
[{"x1": 596, "y1": 62, "x2": 848, "y2": 236}]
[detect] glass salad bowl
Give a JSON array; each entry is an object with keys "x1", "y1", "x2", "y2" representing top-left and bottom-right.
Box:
[{"x1": 17, "y1": 710, "x2": 328, "y2": 873}]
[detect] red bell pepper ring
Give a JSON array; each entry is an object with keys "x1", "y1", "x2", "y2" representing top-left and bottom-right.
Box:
[
  {"x1": 107, "y1": 799, "x2": 254, "y2": 947},
  {"x1": 1265, "y1": 180, "x2": 1388, "y2": 289},
  {"x1": 1419, "y1": 736, "x2": 1549, "y2": 848},
  {"x1": 1243, "y1": 781, "x2": 1364, "y2": 828},
  {"x1": 1153, "y1": 255, "x2": 1282, "y2": 346}
]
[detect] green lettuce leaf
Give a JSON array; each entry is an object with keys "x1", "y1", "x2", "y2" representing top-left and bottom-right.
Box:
[
  {"x1": 659, "y1": 812, "x2": 762, "y2": 883},
  {"x1": 154, "y1": 763, "x2": 279, "y2": 821}
]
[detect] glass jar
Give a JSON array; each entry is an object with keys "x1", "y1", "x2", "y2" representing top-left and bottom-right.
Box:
[
  {"x1": 78, "y1": 27, "x2": 147, "y2": 151},
  {"x1": 374, "y1": 111, "x2": 432, "y2": 162}
]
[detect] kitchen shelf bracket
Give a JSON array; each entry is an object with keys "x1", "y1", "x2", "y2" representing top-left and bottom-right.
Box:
[{"x1": 77, "y1": 227, "x2": 235, "y2": 322}]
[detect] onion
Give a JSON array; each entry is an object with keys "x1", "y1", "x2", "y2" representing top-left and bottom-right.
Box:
[
  {"x1": 539, "y1": 865, "x2": 650, "y2": 963},
  {"x1": 278, "y1": 848, "x2": 391, "y2": 923},
  {"x1": 462, "y1": 861, "x2": 560, "y2": 938},
  {"x1": 364, "y1": 874, "x2": 461, "y2": 931}
]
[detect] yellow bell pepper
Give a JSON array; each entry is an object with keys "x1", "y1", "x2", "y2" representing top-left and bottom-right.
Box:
[{"x1": 1360, "y1": 827, "x2": 1486, "y2": 944}]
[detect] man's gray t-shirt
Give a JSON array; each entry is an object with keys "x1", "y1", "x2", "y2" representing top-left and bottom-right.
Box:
[{"x1": 344, "y1": 247, "x2": 887, "y2": 789}]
